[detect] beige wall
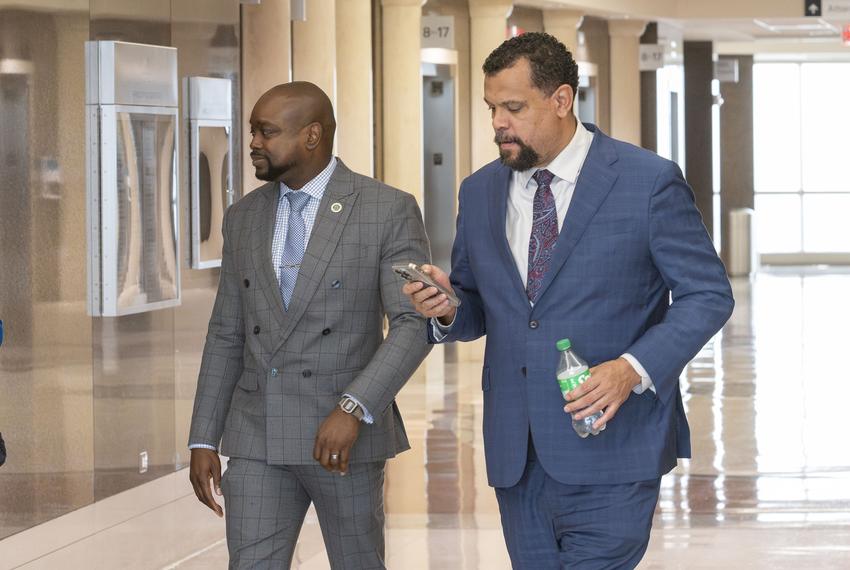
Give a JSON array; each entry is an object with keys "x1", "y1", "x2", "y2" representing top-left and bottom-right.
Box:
[{"x1": 241, "y1": 0, "x2": 292, "y2": 194}]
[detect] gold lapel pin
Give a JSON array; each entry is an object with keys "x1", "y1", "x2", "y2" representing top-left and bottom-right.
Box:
[{"x1": 331, "y1": 202, "x2": 343, "y2": 213}]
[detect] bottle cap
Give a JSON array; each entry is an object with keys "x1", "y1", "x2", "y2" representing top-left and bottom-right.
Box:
[{"x1": 556, "y1": 338, "x2": 571, "y2": 351}]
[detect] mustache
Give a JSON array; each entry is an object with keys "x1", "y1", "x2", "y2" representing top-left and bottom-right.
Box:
[{"x1": 494, "y1": 133, "x2": 524, "y2": 145}]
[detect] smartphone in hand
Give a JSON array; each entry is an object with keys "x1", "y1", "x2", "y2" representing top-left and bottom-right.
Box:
[{"x1": 392, "y1": 263, "x2": 461, "y2": 307}]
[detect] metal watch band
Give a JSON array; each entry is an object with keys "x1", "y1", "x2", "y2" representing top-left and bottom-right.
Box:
[{"x1": 338, "y1": 396, "x2": 365, "y2": 420}]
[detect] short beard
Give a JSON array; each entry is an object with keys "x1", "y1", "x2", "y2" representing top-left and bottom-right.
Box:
[
  {"x1": 494, "y1": 134, "x2": 540, "y2": 171},
  {"x1": 255, "y1": 159, "x2": 295, "y2": 182}
]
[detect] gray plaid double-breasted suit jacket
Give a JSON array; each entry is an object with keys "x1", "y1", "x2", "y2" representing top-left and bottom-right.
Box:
[{"x1": 189, "y1": 160, "x2": 432, "y2": 465}]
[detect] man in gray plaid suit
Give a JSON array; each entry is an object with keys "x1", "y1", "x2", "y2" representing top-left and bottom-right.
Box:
[{"x1": 188, "y1": 82, "x2": 432, "y2": 569}]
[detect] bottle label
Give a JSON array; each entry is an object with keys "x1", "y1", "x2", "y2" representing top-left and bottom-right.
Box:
[{"x1": 558, "y1": 369, "x2": 590, "y2": 397}]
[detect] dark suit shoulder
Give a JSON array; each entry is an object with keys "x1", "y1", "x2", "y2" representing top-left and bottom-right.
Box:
[
  {"x1": 599, "y1": 131, "x2": 678, "y2": 179},
  {"x1": 458, "y1": 159, "x2": 507, "y2": 204}
]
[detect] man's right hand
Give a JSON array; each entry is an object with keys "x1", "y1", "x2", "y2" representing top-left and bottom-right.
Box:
[
  {"x1": 401, "y1": 264, "x2": 457, "y2": 325},
  {"x1": 189, "y1": 448, "x2": 223, "y2": 517}
]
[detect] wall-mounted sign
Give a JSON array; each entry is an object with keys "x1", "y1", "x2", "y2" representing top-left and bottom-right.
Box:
[
  {"x1": 422, "y1": 15, "x2": 454, "y2": 50},
  {"x1": 806, "y1": 0, "x2": 850, "y2": 19},
  {"x1": 639, "y1": 44, "x2": 665, "y2": 71},
  {"x1": 715, "y1": 59, "x2": 740, "y2": 83},
  {"x1": 806, "y1": 0, "x2": 823, "y2": 16}
]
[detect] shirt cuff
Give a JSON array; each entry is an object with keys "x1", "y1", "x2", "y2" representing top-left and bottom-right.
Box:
[
  {"x1": 343, "y1": 393, "x2": 374, "y2": 424},
  {"x1": 430, "y1": 315, "x2": 454, "y2": 341},
  {"x1": 621, "y1": 353, "x2": 656, "y2": 395},
  {"x1": 189, "y1": 443, "x2": 218, "y2": 451}
]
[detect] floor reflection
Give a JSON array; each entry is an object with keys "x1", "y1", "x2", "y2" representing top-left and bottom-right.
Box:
[
  {"x1": 4, "y1": 268, "x2": 850, "y2": 568},
  {"x1": 184, "y1": 267, "x2": 850, "y2": 568}
]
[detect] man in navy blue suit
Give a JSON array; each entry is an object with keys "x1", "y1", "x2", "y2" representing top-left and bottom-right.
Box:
[{"x1": 403, "y1": 33, "x2": 734, "y2": 569}]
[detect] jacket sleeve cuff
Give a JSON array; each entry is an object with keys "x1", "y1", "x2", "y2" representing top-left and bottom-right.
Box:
[{"x1": 621, "y1": 353, "x2": 656, "y2": 395}]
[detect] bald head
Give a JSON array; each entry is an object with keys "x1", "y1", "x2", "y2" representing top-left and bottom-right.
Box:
[
  {"x1": 248, "y1": 82, "x2": 337, "y2": 187},
  {"x1": 257, "y1": 82, "x2": 336, "y2": 149}
]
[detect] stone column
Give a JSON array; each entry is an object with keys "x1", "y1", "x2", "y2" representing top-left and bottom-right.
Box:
[
  {"x1": 336, "y1": 0, "x2": 373, "y2": 175},
  {"x1": 469, "y1": 0, "x2": 513, "y2": 171},
  {"x1": 543, "y1": 9, "x2": 583, "y2": 56},
  {"x1": 292, "y1": 0, "x2": 336, "y2": 103},
  {"x1": 608, "y1": 18, "x2": 646, "y2": 146},
  {"x1": 381, "y1": 0, "x2": 424, "y2": 203},
  {"x1": 241, "y1": 0, "x2": 292, "y2": 193}
]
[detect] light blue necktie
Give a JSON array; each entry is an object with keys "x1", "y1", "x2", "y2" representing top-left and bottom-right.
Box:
[{"x1": 279, "y1": 191, "x2": 311, "y2": 309}]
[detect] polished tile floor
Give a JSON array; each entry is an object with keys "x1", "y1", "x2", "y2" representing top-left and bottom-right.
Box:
[{"x1": 3, "y1": 268, "x2": 850, "y2": 569}]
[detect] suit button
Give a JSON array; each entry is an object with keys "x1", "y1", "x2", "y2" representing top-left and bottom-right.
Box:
[
  {"x1": 253, "y1": 325, "x2": 261, "y2": 334},
  {"x1": 302, "y1": 370, "x2": 312, "y2": 378},
  {"x1": 529, "y1": 320, "x2": 539, "y2": 329},
  {"x1": 271, "y1": 368, "x2": 278, "y2": 377},
  {"x1": 322, "y1": 328, "x2": 331, "y2": 336},
  {"x1": 331, "y1": 279, "x2": 341, "y2": 289},
  {"x1": 244, "y1": 279, "x2": 250, "y2": 288},
  {"x1": 521, "y1": 366, "x2": 527, "y2": 377}
]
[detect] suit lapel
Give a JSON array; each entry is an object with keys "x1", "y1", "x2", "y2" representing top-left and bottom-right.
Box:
[
  {"x1": 251, "y1": 182, "x2": 289, "y2": 330},
  {"x1": 488, "y1": 164, "x2": 530, "y2": 303},
  {"x1": 272, "y1": 160, "x2": 357, "y2": 353},
  {"x1": 532, "y1": 128, "x2": 619, "y2": 307}
]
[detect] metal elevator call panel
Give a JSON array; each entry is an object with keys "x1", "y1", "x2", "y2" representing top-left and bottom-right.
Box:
[
  {"x1": 185, "y1": 76, "x2": 234, "y2": 270},
  {"x1": 85, "y1": 41, "x2": 181, "y2": 317}
]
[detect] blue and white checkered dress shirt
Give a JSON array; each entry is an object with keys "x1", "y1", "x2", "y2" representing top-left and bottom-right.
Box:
[{"x1": 272, "y1": 157, "x2": 337, "y2": 282}]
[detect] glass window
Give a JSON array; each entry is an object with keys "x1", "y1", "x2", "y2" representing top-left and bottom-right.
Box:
[
  {"x1": 754, "y1": 194, "x2": 801, "y2": 253},
  {"x1": 753, "y1": 64, "x2": 801, "y2": 193},
  {"x1": 800, "y1": 63, "x2": 850, "y2": 193},
  {"x1": 802, "y1": 194, "x2": 850, "y2": 252},
  {"x1": 754, "y1": 62, "x2": 850, "y2": 255}
]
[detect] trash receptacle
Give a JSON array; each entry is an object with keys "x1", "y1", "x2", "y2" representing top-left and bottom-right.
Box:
[{"x1": 728, "y1": 208, "x2": 758, "y2": 277}]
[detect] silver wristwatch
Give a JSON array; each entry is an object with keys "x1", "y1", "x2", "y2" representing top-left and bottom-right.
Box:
[{"x1": 338, "y1": 396, "x2": 365, "y2": 421}]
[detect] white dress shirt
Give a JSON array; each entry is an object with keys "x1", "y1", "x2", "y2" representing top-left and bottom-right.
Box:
[{"x1": 434, "y1": 122, "x2": 654, "y2": 395}]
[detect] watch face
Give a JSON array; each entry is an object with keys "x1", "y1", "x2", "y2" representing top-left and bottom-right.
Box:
[{"x1": 342, "y1": 399, "x2": 357, "y2": 412}]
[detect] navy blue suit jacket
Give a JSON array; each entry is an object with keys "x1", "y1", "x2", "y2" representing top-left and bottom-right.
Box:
[{"x1": 430, "y1": 125, "x2": 734, "y2": 488}]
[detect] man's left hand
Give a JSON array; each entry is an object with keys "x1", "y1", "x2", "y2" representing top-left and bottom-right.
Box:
[
  {"x1": 563, "y1": 357, "x2": 641, "y2": 429},
  {"x1": 313, "y1": 407, "x2": 361, "y2": 475}
]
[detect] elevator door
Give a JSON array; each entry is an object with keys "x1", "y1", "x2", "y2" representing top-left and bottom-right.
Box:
[{"x1": 422, "y1": 72, "x2": 456, "y2": 270}]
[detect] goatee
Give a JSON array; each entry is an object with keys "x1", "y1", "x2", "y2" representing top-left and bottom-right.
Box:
[{"x1": 494, "y1": 134, "x2": 540, "y2": 171}]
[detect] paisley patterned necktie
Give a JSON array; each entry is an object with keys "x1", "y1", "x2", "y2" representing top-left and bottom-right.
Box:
[{"x1": 526, "y1": 169, "x2": 558, "y2": 303}]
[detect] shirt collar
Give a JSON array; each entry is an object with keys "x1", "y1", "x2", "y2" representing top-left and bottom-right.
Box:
[
  {"x1": 279, "y1": 156, "x2": 338, "y2": 202},
  {"x1": 516, "y1": 121, "x2": 593, "y2": 190}
]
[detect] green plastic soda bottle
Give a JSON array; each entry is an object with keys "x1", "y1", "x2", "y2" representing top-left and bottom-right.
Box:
[{"x1": 556, "y1": 338, "x2": 605, "y2": 438}]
